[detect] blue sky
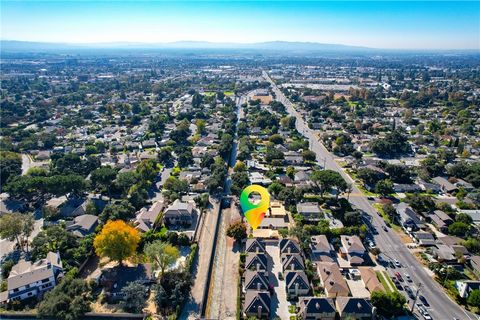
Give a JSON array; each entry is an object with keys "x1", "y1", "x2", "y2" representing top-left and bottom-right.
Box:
[{"x1": 1, "y1": 1, "x2": 479, "y2": 49}]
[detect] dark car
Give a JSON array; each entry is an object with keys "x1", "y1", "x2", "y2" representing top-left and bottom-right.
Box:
[{"x1": 419, "y1": 295, "x2": 429, "y2": 307}]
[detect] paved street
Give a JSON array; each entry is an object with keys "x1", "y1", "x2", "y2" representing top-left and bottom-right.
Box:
[{"x1": 264, "y1": 71, "x2": 478, "y2": 320}]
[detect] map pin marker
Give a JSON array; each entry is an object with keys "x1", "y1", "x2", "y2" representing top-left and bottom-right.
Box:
[{"x1": 240, "y1": 184, "x2": 270, "y2": 230}]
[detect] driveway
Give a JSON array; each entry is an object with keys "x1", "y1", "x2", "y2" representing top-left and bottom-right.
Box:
[{"x1": 266, "y1": 243, "x2": 291, "y2": 320}]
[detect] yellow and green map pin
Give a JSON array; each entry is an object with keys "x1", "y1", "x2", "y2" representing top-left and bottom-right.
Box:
[{"x1": 240, "y1": 184, "x2": 270, "y2": 230}]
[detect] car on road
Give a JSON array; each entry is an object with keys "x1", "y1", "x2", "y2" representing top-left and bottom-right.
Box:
[
  {"x1": 395, "y1": 272, "x2": 403, "y2": 282},
  {"x1": 419, "y1": 295, "x2": 429, "y2": 307},
  {"x1": 405, "y1": 285, "x2": 415, "y2": 299},
  {"x1": 367, "y1": 196, "x2": 375, "y2": 201},
  {"x1": 368, "y1": 240, "x2": 376, "y2": 249},
  {"x1": 394, "y1": 259, "x2": 401, "y2": 267},
  {"x1": 382, "y1": 225, "x2": 388, "y2": 232},
  {"x1": 404, "y1": 273, "x2": 412, "y2": 282},
  {"x1": 417, "y1": 303, "x2": 432, "y2": 320}
]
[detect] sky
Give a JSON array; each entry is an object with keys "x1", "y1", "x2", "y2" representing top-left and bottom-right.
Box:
[{"x1": 1, "y1": 1, "x2": 479, "y2": 50}]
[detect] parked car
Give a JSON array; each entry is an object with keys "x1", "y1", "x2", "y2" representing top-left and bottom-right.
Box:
[
  {"x1": 395, "y1": 272, "x2": 403, "y2": 282},
  {"x1": 419, "y1": 295, "x2": 429, "y2": 307},
  {"x1": 394, "y1": 259, "x2": 401, "y2": 267},
  {"x1": 382, "y1": 225, "x2": 388, "y2": 232},
  {"x1": 404, "y1": 273, "x2": 412, "y2": 282},
  {"x1": 405, "y1": 285, "x2": 415, "y2": 298}
]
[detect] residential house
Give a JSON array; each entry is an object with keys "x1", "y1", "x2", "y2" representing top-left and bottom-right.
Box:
[
  {"x1": 458, "y1": 210, "x2": 480, "y2": 225},
  {"x1": 163, "y1": 199, "x2": 195, "y2": 227},
  {"x1": 358, "y1": 267, "x2": 384, "y2": 294},
  {"x1": 316, "y1": 262, "x2": 350, "y2": 298},
  {"x1": 413, "y1": 232, "x2": 436, "y2": 246},
  {"x1": 246, "y1": 238, "x2": 266, "y2": 254},
  {"x1": 456, "y1": 280, "x2": 480, "y2": 298},
  {"x1": 66, "y1": 214, "x2": 99, "y2": 237},
  {"x1": 282, "y1": 253, "x2": 305, "y2": 272},
  {"x1": 310, "y1": 235, "x2": 335, "y2": 262},
  {"x1": 340, "y1": 235, "x2": 367, "y2": 266},
  {"x1": 244, "y1": 269, "x2": 270, "y2": 292},
  {"x1": 433, "y1": 244, "x2": 457, "y2": 263},
  {"x1": 1, "y1": 252, "x2": 63, "y2": 303},
  {"x1": 297, "y1": 297, "x2": 336, "y2": 320},
  {"x1": 297, "y1": 202, "x2": 323, "y2": 221},
  {"x1": 134, "y1": 200, "x2": 164, "y2": 232},
  {"x1": 245, "y1": 253, "x2": 268, "y2": 271},
  {"x1": 243, "y1": 290, "x2": 270, "y2": 319},
  {"x1": 248, "y1": 172, "x2": 272, "y2": 186},
  {"x1": 285, "y1": 271, "x2": 310, "y2": 298},
  {"x1": 99, "y1": 264, "x2": 154, "y2": 302},
  {"x1": 432, "y1": 176, "x2": 458, "y2": 194},
  {"x1": 280, "y1": 239, "x2": 301, "y2": 255},
  {"x1": 336, "y1": 297, "x2": 374, "y2": 320},
  {"x1": 470, "y1": 256, "x2": 480, "y2": 275},
  {"x1": 430, "y1": 210, "x2": 453, "y2": 233},
  {"x1": 396, "y1": 202, "x2": 424, "y2": 230}
]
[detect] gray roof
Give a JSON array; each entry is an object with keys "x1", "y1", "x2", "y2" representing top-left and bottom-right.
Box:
[
  {"x1": 298, "y1": 297, "x2": 335, "y2": 316},
  {"x1": 336, "y1": 297, "x2": 373, "y2": 316},
  {"x1": 8, "y1": 252, "x2": 63, "y2": 290},
  {"x1": 285, "y1": 271, "x2": 310, "y2": 290}
]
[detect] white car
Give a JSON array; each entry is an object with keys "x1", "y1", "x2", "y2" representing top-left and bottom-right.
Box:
[
  {"x1": 394, "y1": 259, "x2": 401, "y2": 267},
  {"x1": 404, "y1": 273, "x2": 412, "y2": 282}
]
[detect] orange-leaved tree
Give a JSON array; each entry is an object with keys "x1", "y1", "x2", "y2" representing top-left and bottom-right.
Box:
[{"x1": 94, "y1": 220, "x2": 140, "y2": 265}]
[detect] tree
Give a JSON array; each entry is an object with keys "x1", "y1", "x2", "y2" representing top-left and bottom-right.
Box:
[
  {"x1": 195, "y1": 119, "x2": 206, "y2": 135},
  {"x1": 468, "y1": 289, "x2": 480, "y2": 308},
  {"x1": 94, "y1": 220, "x2": 140, "y2": 264},
  {"x1": 375, "y1": 179, "x2": 394, "y2": 197},
  {"x1": 448, "y1": 221, "x2": 470, "y2": 237},
  {"x1": 100, "y1": 200, "x2": 136, "y2": 222},
  {"x1": 37, "y1": 277, "x2": 91, "y2": 320},
  {"x1": 302, "y1": 150, "x2": 316, "y2": 162},
  {"x1": 231, "y1": 171, "x2": 250, "y2": 196},
  {"x1": 226, "y1": 222, "x2": 247, "y2": 243},
  {"x1": 0, "y1": 151, "x2": 21, "y2": 184},
  {"x1": 370, "y1": 130, "x2": 411, "y2": 158},
  {"x1": 370, "y1": 290, "x2": 406, "y2": 317},
  {"x1": 269, "y1": 134, "x2": 284, "y2": 145},
  {"x1": 0, "y1": 212, "x2": 34, "y2": 253},
  {"x1": 154, "y1": 271, "x2": 192, "y2": 316},
  {"x1": 456, "y1": 212, "x2": 473, "y2": 225},
  {"x1": 145, "y1": 240, "x2": 180, "y2": 276},
  {"x1": 158, "y1": 146, "x2": 174, "y2": 165},
  {"x1": 120, "y1": 281, "x2": 147, "y2": 313},
  {"x1": 357, "y1": 168, "x2": 384, "y2": 187},
  {"x1": 233, "y1": 160, "x2": 247, "y2": 172},
  {"x1": 311, "y1": 170, "x2": 347, "y2": 198},
  {"x1": 90, "y1": 165, "x2": 117, "y2": 198},
  {"x1": 116, "y1": 171, "x2": 139, "y2": 196}
]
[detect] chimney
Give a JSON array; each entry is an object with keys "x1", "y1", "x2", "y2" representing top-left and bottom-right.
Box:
[
  {"x1": 257, "y1": 263, "x2": 261, "y2": 271},
  {"x1": 315, "y1": 302, "x2": 320, "y2": 310},
  {"x1": 295, "y1": 282, "x2": 299, "y2": 296},
  {"x1": 257, "y1": 282, "x2": 261, "y2": 290},
  {"x1": 258, "y1": 305, "x2": 262, "y2": 318}
]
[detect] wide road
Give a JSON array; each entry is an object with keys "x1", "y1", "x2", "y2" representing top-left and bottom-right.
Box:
[{"x1": 264, "y1": 71, "x2": 477, "y2": 320}]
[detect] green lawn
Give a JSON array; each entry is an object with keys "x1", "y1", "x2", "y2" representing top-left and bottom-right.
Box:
[
  {"x1": 376, "y1": 270, "x2": 393, "y2": 293},
  {"x1": 382, "y1": 270, "x2": 399, "y2": 293}
]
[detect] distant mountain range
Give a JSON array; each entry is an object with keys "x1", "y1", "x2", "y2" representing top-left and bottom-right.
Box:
[
  {"x1": 0, "y1": 40, "x2": 373, "y2": 52},
  {"x1": 1, "y1": 40, "x2": 477, "y2": 54}
]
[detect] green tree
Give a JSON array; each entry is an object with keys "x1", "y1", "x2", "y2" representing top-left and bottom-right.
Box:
[
  {"x1": 231, "y1": 171, "x2": 250, "y2": 196},
  {"x1": 370, "y1": 290, "x2": 406, "y2": 317},
  {"x1": 302, "y1": 150, "x2": 316, "y2": 162},
  {"x1": 0, "y1": 151, "x2": 21, "y2": 184},
  {"x1": 0, "y1": 212, "x2": 34, "y2": 253},
  {"x1": 90, "y1": 165, "x2": 117, "y2": 198},
  {"x1": 37, "y1": 277, "x2": 91, "y2": 320},
  {"x1": 120, "y1": 281, "x2": 147, "y2": 313},
  {"x1": 145, "y1": 240, "x2": 180, "y2": 276},
  {"x1": 375, "y1": 179, "x2": 394, "y2": 197},
  {"x1": 226, "y1": 221, "x2": 247, "y2": 243},
  {"x1": 468, "y1": 289, "x2": 480, "y2": 308},
  {"x1": 448, "y1": 221, "x2": 470, "y2": 237}
]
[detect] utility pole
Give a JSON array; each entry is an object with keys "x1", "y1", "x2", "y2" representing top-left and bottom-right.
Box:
[{"x1": 410, "y1": 283, "x2": 423, "y2": 313}]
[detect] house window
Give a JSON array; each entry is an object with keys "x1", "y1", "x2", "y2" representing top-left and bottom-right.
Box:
[
  {"x1": 42, "y1": 278, "x2": 49, "y2": 283},
  {"x1": 28, "y1": 292, "x2": 33, "y2": 296},
  {"x1": 13, "y1": 288, "x2": 19, "y2": 292}
]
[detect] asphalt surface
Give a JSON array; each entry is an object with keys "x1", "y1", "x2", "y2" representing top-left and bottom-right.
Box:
[{"x1": 264, "y1": 70, "x2": 478, "y2": 320}]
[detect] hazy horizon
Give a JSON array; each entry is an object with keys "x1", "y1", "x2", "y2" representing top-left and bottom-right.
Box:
[{"x1": 1, "y1": 1, "x2": 479, "y2": 50}]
